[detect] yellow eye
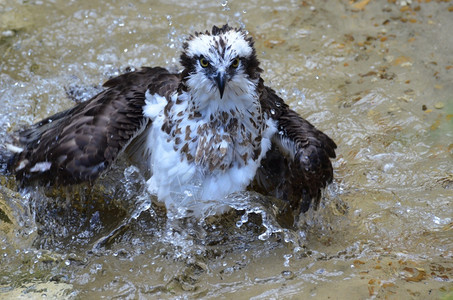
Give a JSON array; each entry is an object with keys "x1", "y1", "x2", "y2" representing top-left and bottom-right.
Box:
[
  {"x1": 200, "y1": 57, "x2": 209, "y2": 68},
  {"x1": 231, "y1": 58, "x2": 240, "y2": 68}
]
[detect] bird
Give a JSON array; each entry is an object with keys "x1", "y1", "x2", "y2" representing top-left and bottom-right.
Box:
[{"x1": 6, "y1": 24, "x2": 337, "y2": 220}]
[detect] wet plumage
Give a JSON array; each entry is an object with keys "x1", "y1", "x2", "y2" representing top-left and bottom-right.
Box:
[{"x1": 7, "y1": 25, "x2": 336, "y2": 218}]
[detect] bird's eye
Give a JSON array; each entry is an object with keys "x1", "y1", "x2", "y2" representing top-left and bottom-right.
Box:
[
  {"x1": 200, "y1": 57, "x2": 209, "y2": 68},
  {"x1": 231, "y1": 58, "x2": 240, "y2": 68}
]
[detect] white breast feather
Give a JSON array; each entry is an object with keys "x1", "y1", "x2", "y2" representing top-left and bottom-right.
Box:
[{"x1": 143, "y1": 86, "x2": 277, "y2": 217}]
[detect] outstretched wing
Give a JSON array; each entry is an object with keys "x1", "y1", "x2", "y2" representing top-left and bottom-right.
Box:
[
  {"x1": 253, "y1": 81, "x2": 337, "y2": 217},
  {"x1": 8, "y1": 67, "x2": 179, "y2": 186}
]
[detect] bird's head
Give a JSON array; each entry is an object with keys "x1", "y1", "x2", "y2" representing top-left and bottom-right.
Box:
[{"x1": 180, "y1": 25, "x2": 261, "y2": 104}]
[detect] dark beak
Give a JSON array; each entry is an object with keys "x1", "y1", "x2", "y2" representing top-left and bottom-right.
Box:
[{"x1": 215, "y1": 72, "x2": 226, "y2": 99}]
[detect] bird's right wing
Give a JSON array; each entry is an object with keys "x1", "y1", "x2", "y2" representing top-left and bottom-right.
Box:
[{"x1": 8, "y1": 67, "x2": 179, "y2": 186}]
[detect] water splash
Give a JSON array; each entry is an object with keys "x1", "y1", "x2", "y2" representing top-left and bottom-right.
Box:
[
  {"x1": 220, "y1": 0, "x2": 230, "y2": 11},
  {"x1": 92, "y1": 165, "x2": 152, "y2": 250}
]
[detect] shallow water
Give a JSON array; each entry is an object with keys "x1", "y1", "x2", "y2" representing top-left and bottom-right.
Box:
[{"x1": 1, "y1": 0, "x2": 452, "y2": 299}]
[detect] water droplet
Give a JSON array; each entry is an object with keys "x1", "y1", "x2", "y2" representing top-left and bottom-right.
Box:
[
  {"x1": 282, "y1": 270, "x2": 294, "y2": 279},
  {"x1": 221, "y1": 0, "x2": 230, "y2": 11},
  {"x1": 383, "y1": 163, "x2": 393, "y2": 172},
  {"x1": 284, "y1": 254, "x2": 293, "y2": 267},
  {"x1": 258, "y1": 230, "x2": 270, "y2": 240}
]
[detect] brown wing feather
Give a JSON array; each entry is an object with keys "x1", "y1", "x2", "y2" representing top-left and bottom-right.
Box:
[
  {"x1": 253, "y1": 80, "x2": 337, "y2": 216},
  {"x1": 9, "y1": 67, "x2": 180, "y2": 186}
]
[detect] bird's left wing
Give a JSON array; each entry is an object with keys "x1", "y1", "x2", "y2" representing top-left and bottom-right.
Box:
[
  {"x1": 8, "y1": 67, "x2": 179, "y2": 186},
  {"x1": 253, "y1": 82, "x2": 337, "y2": 217}
]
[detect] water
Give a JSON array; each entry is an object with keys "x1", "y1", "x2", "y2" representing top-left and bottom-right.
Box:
[{"x1": 1, "y1": 0, "x2": 452, "y2": 299}]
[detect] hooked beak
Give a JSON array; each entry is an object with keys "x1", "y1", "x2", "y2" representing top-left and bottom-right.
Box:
[{"x1": 215, "y1": 72, "x2": 226, "y2": 99}]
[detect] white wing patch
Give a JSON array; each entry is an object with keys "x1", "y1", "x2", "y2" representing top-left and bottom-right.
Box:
[
  {"x1": 29, "y1": 161, "x2": 52, "y2": 173},
  {"x1": 15, "y1": 159, "x2": 29, "y2": 172},
  {"x1": 6, "y1": 144, "x2": 24, "y2": 153},
  {"x1": 143, "y1": 91, "x2": 168, "y2": 120}
]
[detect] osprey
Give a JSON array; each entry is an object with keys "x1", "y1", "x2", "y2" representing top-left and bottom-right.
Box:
[{"x1": 7, "y1": 25, "x2": 336, "y2": 218}]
